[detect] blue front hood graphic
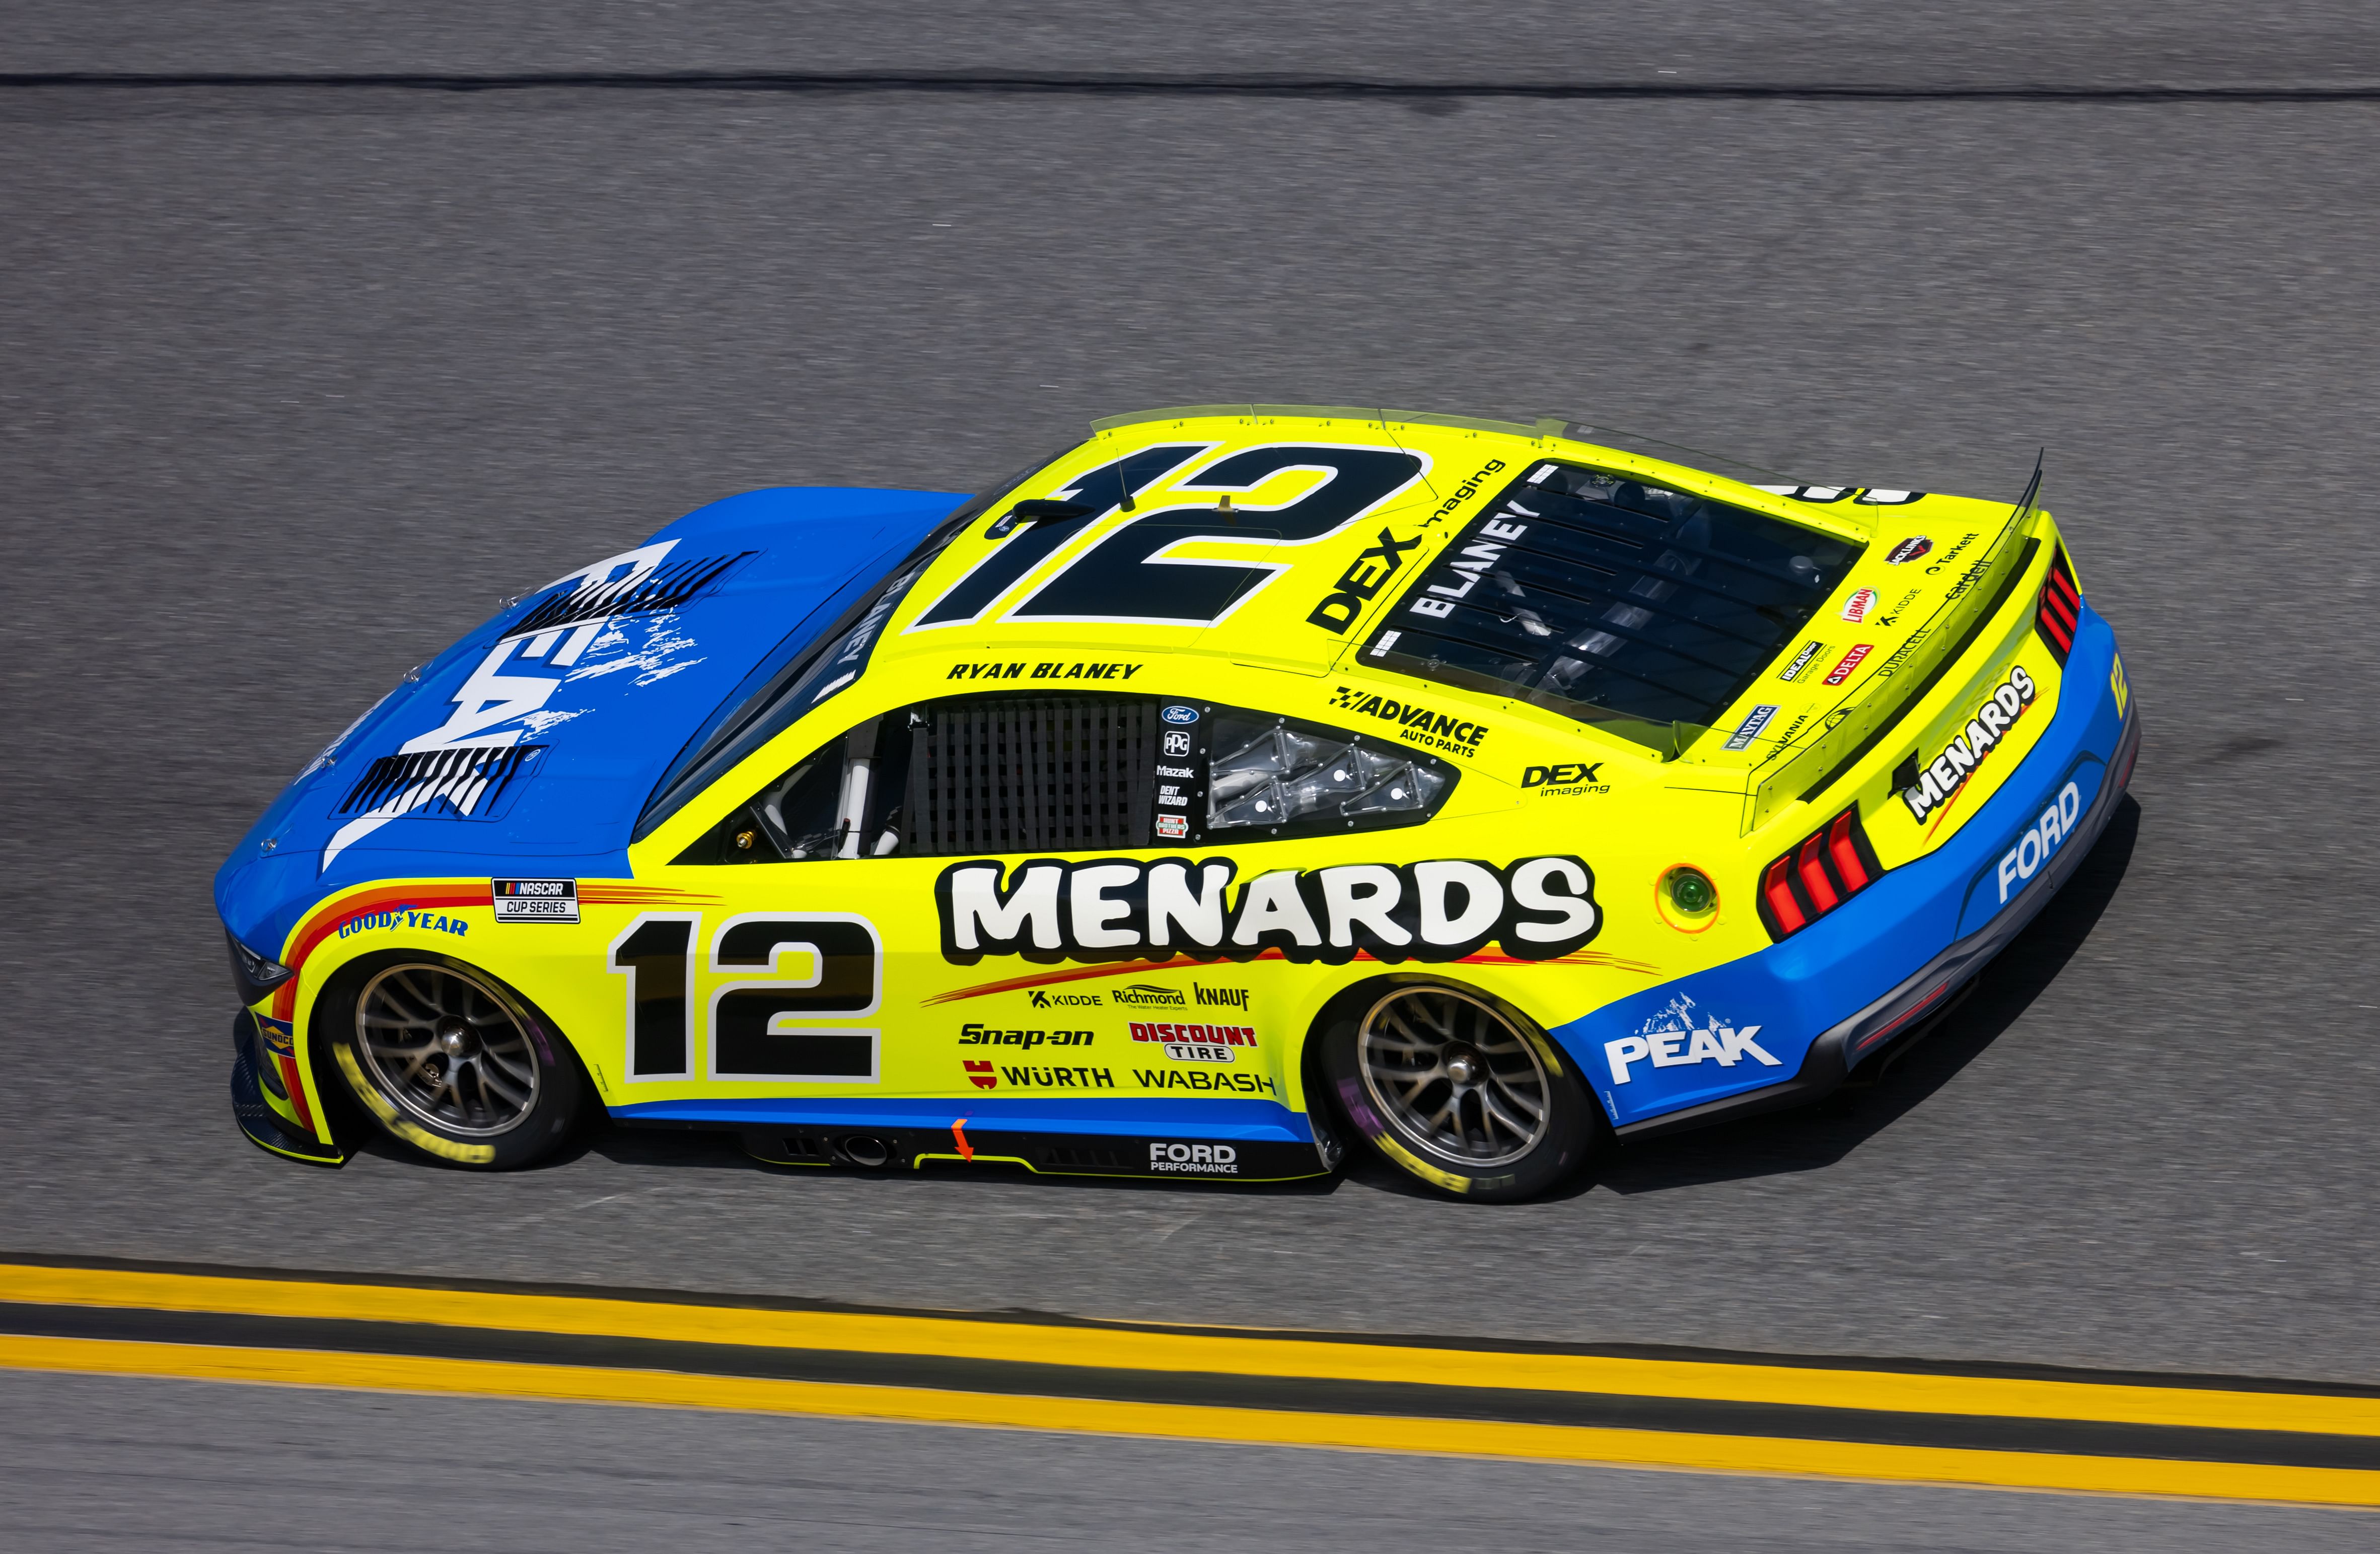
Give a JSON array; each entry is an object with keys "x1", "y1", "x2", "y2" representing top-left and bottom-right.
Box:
[{"x1": 217, "y1": 486, "x2": 965, "y2": 957}]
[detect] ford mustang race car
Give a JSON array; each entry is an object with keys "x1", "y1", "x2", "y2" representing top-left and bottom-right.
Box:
[{"x1": 218, "y1": 406, "x2": 2136, "y2": 1200}]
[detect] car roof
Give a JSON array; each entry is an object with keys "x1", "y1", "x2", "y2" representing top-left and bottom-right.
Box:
[{"x1": 872, "y1": 405, "x2": 1872, "y2": 692}]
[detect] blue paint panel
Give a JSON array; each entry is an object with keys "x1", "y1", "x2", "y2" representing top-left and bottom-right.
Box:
[
  {"x1": 215, "y1": 487, "x2": 965, "y2": 958},
  {"x1": 1556, "y1": 604, "x2": 2129, "y2": 1129},
  {"x1": 613, "y1": 1095, "x2": 1314, "y2": 1143}
]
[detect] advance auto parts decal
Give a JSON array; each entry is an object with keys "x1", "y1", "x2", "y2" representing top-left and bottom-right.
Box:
[{"x1": 935, "y1": 855, "x2": 1598, "y2": 965}]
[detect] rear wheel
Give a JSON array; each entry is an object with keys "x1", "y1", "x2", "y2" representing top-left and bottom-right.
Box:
[
  {"x1": 1321, "y1": 983, "x2": 1597, "y2": 1202},
  {"x1": 325, "y1": 957, "x2": 584, "y2": 1169}
]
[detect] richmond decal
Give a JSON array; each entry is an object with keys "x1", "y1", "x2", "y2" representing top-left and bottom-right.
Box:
[{"x1": 933, "y1": 855, "x2": 1599, "y2": 965}]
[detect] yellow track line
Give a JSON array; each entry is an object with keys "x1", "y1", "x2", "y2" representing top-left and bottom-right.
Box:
[
  {"x1": 3, "y1": 1263, "x2": 2371, "y2": 1439},
  {"x1": 4, "y1": 1334, "x2": 2375, "y2": 1508}
]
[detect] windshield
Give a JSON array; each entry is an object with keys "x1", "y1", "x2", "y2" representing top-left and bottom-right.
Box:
[{"x1": 1360, "y1": 460, "x2": 1862, "y2": 752}]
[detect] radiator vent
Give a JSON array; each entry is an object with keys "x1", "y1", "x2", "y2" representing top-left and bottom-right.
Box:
[
  {"x1": 509, "y1": 551, "x2": 751, "y2": 637},
  {"x1": 905, "y1": 698, "x2": 1154, "y2": 856},
  {"x1": 336, "y1": 743, "x2": 544, "y2": 819}
]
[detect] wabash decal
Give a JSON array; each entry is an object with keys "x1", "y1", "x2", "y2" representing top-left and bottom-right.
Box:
[
  {"x1": 934, "y1": 855, "x2": 1599, "y2": 966},
  {"x1": 1900, "y1": 666, "x2": 2039, "y2": 823}
]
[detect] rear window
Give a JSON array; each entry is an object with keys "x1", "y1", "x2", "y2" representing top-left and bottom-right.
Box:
[{"x1": 1359, "y1": 461, "x2": 1861, "y2": 749}]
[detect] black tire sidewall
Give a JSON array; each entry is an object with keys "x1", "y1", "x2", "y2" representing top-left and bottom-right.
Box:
[
  {"x1": 316, "y1": 950, "x2": 585, "y2": 1170},
  {"x1": 1318, "y1": 978, "x2": 1600, "y2": 1203}
]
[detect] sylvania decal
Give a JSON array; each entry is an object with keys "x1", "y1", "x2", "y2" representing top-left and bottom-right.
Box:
[{"x1": 935, "y1": 855, "x2": 1599, "y2": 965}]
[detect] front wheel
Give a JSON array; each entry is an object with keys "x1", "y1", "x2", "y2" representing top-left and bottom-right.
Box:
[
  {"x1": 323, "y1": 956, "x2": 585, "y2": 1169},
  {"x1": 1321, "y1": 982, "x2": 1598, "y2": 1202}
]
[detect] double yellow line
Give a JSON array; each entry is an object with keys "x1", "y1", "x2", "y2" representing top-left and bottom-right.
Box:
[{"x1": 3, "y1": 1261, "x2": 2375, "y2": 1507}]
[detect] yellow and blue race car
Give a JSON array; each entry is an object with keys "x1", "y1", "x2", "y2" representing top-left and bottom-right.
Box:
[{"x1": 218, "y1": 406, "x2": 2136, "y2": 1201}]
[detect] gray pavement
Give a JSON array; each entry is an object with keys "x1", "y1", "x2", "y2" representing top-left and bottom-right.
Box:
[
  {"x1": 4, "y1": 14, "x2": 2379, "y2": 1415},
  {"x1": 5, "y1": 1370, "x2": 2372, "y2": 1554}
]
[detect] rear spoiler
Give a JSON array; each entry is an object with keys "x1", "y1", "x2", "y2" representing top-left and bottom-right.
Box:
[{"x1": 1745, "y1": 455, "x2": 2048, "y2": 832}]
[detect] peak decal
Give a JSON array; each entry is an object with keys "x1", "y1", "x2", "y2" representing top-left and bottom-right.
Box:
[{"x1": 934, "y1": 855, "x2": 1599, "y2": 966}]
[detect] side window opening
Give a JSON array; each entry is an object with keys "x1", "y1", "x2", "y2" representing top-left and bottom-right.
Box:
[{"x1": 682, "y1": 692, "x2": 1457, "y2": 864}]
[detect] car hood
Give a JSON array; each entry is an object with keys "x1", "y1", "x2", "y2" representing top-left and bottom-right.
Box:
[{"x1": 217, "y1": 485, "x2": 966, "y2": 959}]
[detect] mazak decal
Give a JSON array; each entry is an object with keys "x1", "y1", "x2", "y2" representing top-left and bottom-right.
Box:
[
  {"x1": 492, "y1": 878, "x2": 578, "y2": 923},
  {"x1": 1602, "y1": 999, "x2": 1779, "y2": 1085},
  {"x1": 1886, "y1": 537, "x2": 1933, "y2": 564},
  {"x1": 1148, "y1": 1141, "x2": 1242, "y2": 1173},
  {"x1": 935, "y1": 855, "x2": 1598, "y2": 966},
  {"x1": 1722, "y1": 704, "x2": 1779, "y2": 752},
  {"x1": 1308, "y1": 527, "x2": 1424, "y2": 633},
  {"x1": 1994, "y1": 780, "x2": 2084, "y2": 904},
  {"x1": 1901, "y1": 666, "x2": 2039, "y2": 822},
  {"x1": 1839, "y1": 588, "x2": 1878, "y2": 624},
  {"x1": 957, "y1": 1023, "x2": 1095, "y2": 1048},
  {"x1": 322, "y1": 538, "x2": 725, "y2": 869},
  {"x1": 1326, "y1": 685, "x2": 1489, "y2": 757},
  {"x1": 1822, "y1": 644, "x2": 1873, "y2": 687},
  {"x1": 1130, "y1": 1021, "x2": 1257, "y2": 1064},
  {"x1": 1777, "y1": 640, "x2": 1826, "y2": 681}
]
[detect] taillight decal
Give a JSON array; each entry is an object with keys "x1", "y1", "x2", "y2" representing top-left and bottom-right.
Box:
[
  {"x1": 2036, "y1": 547, "x2": 2081, "y2": 663},
  {"x1": 1759, "y1": 806, "x2": 1885, "y2": 941}
]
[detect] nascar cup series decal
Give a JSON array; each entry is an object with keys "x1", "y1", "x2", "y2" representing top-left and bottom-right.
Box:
[
  {"x1": 1902, "y1": 666, "x2": 2037, "y2": 822},
  {"x1": 492, "y1": 878, "x2": 578, "y2": 923},
  {"x1": 934, "y1": 856, "x2": 1598, "y2": 965}
]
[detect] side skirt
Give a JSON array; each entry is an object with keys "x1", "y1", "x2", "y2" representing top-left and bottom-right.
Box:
[{"x1": 732, "y1": 1124, "x2": 1332, "y2": 1183}]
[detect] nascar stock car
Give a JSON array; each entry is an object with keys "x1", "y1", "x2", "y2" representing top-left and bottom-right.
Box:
[{"x1": 218, "y1": 406, "x2": 2136, "y2": 1200}]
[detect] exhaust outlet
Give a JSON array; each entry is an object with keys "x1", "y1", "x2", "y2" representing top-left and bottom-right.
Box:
[{"x1": 840, "y1": 1135, "x2": 890, "y2": 1169}]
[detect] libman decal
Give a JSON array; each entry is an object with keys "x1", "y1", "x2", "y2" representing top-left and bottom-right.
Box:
[
  {"x1": 934, "y1": 855, "x2": 1599, "y2": 965},
  {"x1": 1901, "y1": 666, "x2": 2038, "y2": 823}
]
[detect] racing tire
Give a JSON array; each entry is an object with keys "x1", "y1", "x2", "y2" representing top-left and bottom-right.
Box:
[
  {"x1": 1320, "y1": 981, "x2": 1598, "y2": 1203},
  {"x1": 319, "y1": 953, "x2": 586, "y2": 1170}
]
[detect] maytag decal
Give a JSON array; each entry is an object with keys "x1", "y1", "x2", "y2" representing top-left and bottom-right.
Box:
[
  {"x1": 934, "y1": 855, "x2": 1598, "y2": 965},
  {"x1": 1722, "y1": 704, "x2": 1779, "y2": 751},
  {"x1": 1901, "y1": 666, "x2": 2039, "y2": 822}
]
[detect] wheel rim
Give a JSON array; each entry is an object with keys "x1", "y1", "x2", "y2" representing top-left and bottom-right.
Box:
[
  {"x1": 354, "y1": 963, "x2": 541, "y2": 1138},
  {"x1": 1357, "y1": 987, "x2": 1551, "y2": 1168}
]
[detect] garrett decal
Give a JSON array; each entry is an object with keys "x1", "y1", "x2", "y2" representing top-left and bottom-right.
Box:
[
  {"x1": 1308, "y1": 527, "x2": 1423, "y2": 633},
  {"x1": 1901, "y1": 666, "x2": 2039, "y2": 822},
  {"x1": 935, "y1": 855, "x2": 1599, "y2": 966},
  {"x1": 1326, "y1": 685, "x2": 1489, "y2": 757}
]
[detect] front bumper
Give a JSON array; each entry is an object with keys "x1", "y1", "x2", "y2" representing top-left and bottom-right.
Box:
[
  {"x1": 1557, "y1": 600, "x2": 2138, "y2": 1138},
  {"x1": 230, "y1": 1011, "x2": 350, "y2": 1166}
]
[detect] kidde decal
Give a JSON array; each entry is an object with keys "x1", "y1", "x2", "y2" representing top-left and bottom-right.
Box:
[
  {"x1": 1901, "y1": 666, "x2": 2038, "y2": 822},
  {"x1": 1839, "y1": 588, "x2": 1878, "y2": 623},
  {"x1": 1822, "y1": 644, "x2": 1873, "y2": 687},
  {"x1": 1886, "y1": 537, "x2": 1933, "y2": 564},
  {"x1": 934, "y1": 855, "x2": 1599, "y2": 965}
]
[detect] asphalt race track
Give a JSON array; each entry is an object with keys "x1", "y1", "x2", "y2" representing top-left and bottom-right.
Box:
[{"x1": 5, "y1": 6, "x2": 2380, "y2": 1546}]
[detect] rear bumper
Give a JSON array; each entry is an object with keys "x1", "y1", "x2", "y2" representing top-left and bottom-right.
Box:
[{"x1": 1557, "y1": 601, "x2": 2137, "y2": 1138}]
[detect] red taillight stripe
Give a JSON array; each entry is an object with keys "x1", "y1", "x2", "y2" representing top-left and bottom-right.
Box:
[
  {"x1": 2040, "y1": 584, "x2": 2079, "y2": 633},
  {"x1": 1796, "y1": 835, "x2": 1841, "y2": 912},
  {"x1": 1762, "y1": 858, "x2": 1809, "y2": 935},
  {"x1": 1828, "y1": 812, "x2": 1871, "y2": 891}
]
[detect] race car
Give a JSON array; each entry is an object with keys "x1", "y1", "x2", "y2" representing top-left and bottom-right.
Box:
[{"x1": 217, "y1": 405, "x2": 2136, "y2": 1201}]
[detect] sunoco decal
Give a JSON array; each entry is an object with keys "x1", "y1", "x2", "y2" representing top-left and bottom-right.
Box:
[
  {"x1": 1902, "y1": 666, "x2": 2038, "y2": 822},
  {"x1": 934, "y1": 855, "x2": 1598, "y2": 965}
]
